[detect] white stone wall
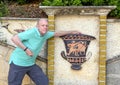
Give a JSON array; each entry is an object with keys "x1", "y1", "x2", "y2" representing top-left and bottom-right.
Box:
[
  {"x1": 54, "y1": 15, "x2": 99, "y2": 85},
  {"x1": 0, "y1": 19, "x2": 37, "y2": 46},
  {"x1": 106, "y1": 19, "x2": 120, "y2": 85},
  {"x1": 107, "y1": 19, "x2": 120, "y2": 60},
  {"x1": 0, "y1": 18, "x2": 47, "y2": 59},
  {"x1": 0, "y1": 18, "x2": 47, "y2": 85},
  {"x1": 0, "y1": 18, "x2": 120, "y2": 85}
]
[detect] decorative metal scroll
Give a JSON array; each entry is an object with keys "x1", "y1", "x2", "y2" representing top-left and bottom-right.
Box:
[{"x1": 60, "y1": 33, "x2": 96, "y2": 70}]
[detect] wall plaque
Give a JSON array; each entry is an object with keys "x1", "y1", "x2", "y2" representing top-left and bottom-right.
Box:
[{"x1": 60, "y1": 33, "x2": 96, "y2": 70}]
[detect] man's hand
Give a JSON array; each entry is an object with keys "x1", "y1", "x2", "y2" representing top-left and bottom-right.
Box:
[
  {"x1": 25, "y1": 49, "x2": 33, "y2": 56},
  {"x1": 71, "y1": 31, "x2": 81, "y2": 34},
  {"x1": 54, "y1": 31, "x2": 81, "y2": 37}
]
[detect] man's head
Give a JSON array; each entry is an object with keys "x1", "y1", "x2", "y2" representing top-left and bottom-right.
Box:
[{"x1": 36, "y1": 18, "x2": 48, "y2": 36}]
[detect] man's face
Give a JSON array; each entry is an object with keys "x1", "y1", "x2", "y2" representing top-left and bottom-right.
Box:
[{"x1": 37, "y1": 19, "x2": 48, "y2": 35}]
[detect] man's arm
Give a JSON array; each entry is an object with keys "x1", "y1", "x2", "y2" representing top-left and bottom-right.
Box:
[
  {"x1": 54, "y1": 31, "x2": 80, "y2": 37},
  {"x1": 11, "y1": 35, "x2": 26, "y2": 50},
  {"x1": 11, "y1": 35, "x2": 33, "y2": 56}
]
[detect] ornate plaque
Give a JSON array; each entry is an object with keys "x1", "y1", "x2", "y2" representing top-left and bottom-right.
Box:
[{"x1": 60, "y1": 33, "x2": 96, "y2": 70}]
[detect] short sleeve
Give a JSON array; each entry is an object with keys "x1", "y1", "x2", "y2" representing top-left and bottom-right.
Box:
[
  {"x1": 45, "y1": 31, "x2": 54, "y2": 39},
  {"x1": 18, "y1": 29, "x2": 34, "y2": 41}
]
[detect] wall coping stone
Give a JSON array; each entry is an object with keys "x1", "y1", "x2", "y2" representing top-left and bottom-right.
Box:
[
  {"x1": 107, "y1": 19, "x2": 120, "y2": 22},
  {"x1": 0, "y1": 17, "x2": 38, "y2": 20},
  {"x1": 39, "y1": 6, "x2": 116, "y2": 15},
  {"x1": 1, "y1": 17, "x2": 119, "y2": 22},
  {"x1": 40, "y1": 6, "x2": 116, "y2": 9}
]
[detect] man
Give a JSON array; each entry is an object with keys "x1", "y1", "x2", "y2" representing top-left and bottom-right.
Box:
[{"x1": 8, "y1": 18, "x2": 79, "y2": 85}]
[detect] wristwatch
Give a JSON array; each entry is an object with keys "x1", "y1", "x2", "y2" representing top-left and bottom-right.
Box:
[{"x1": 24, "y1": 47, "x2": 28, "y2": 51}]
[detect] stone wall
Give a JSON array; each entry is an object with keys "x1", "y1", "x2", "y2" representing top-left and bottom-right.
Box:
[
  {"x1": 40, "y1": 6, "x2": 116, "y2": 85},
  {"x1": 0, "y1": 18, "x2": 47, "y2": 85},
  {"x1": 107, "y1": 19, "x2": 120, "y2": 59},
  {"x1": 54, "y1": 15, "x2": 99, "y2": 85},
  {"x1": 0, "y1": 17, "x2": 120, "y2": 85},
  {"x1": 106, "y1": 19, "x2": 120, "y2": 85}
]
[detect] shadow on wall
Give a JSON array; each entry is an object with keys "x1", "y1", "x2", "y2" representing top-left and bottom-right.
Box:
[{"x1": 107, "y1": 55, "x2": 120, "y2": 85}]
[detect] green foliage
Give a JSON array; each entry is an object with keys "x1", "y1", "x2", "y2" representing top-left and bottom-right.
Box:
[
  {"x1": 40, "y1": 0, "x2": 52, "y2": 6},
  {"x1": 16, "y1": 0, "x2": 26, "y2": 5},
  {"x1": 0, "y1": 0, "x2": 120, "y2": 18},
  {"x1": 41, "y1": 0, "x2": 120, "y2": 18},
  {"x1": 51, "y1": 0, "x2": 64, "y2": 6},
  {"x1": 75, "y1": 0, "x2": 105, "y2": 6},
  {"x1": 92, "y1": 0, "x2": 105, "y2": 6},
  {"x1": 64, "y1": 0, "x2": 82, "y2": 6},
  {"x1": 6, "y1": 0, "x2": 30, "y2": 5},
  {"x1": 0, "y1": 1, "x2": 8, "y2": 17},
  {"x1": 41, "y1": 0, "x2": 106, "y2": 6},
  {"x1": 41, "y1": 0, "x2": 82, "y2": 6},
  {"x1": 107, "y1": 0, "x2": 120, "y2": 18}
]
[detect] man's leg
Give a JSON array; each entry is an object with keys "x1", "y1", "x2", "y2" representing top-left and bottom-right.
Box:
[
  {"x1": 27, "y1": 64, "x2": 49, "y2": 85},
  {"x1": 8, "y1": 63, "x2": 26, "y2": 85}
]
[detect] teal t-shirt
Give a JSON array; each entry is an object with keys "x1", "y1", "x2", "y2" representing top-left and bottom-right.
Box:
[{"x1": 9, "y1": 27, "x2": 54, "y2": 66}]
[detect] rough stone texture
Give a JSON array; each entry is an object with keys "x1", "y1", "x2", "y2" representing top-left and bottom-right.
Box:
[
  {"x1": 1, "y1": 17, "x2": 120, "y2": 85},
  {"x1": 7, "y1": 4, "x2": 47, "y2": 18},
  {"x1": 54, "y1": 15, "x2": 99, "y2": 85},
  {"x1": 107, "y1": 59, "x2": 120, "y2": 85},
  {"x1": 106, "y1": 19, "x2": 120, "y2": 85},
  {"x1": 40, "y1": 6, "x2": 116, "y2": 85},
  {"x1": 107, "y1": 19, "x2": 120, "y2": 59},
  {"x1": 0, "y1": 18, "x2": 47, "y2": 85}
]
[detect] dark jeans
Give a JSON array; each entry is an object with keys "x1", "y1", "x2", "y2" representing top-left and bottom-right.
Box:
[{"x1": 8, "y1": 62, "x2": 48, "y2": 85}]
